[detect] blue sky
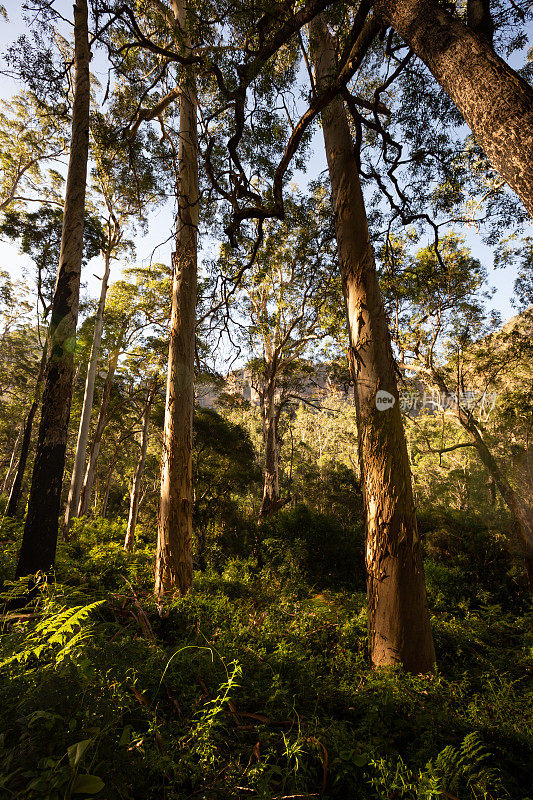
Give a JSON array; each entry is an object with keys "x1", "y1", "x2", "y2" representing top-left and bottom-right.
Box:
[{"x1": 1, "y1": 2, "x2": 530, "y2": 327}]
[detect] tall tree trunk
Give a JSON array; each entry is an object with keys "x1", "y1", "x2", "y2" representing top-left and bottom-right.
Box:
[
  {"x1": 371, "y1": 0, "x2": 533, "y2": 218},
  {"x1": 77, "y1": 342, "x2": 120, "y2": 517},
  {"x1": 15, "y1": 0, "x2": 90, "y2": 578},
  {"x1": 431, "y1": 368, "x2": 533, "y2": 593},
  {"x1": 154, "y1": 0, "x2": 198, "y2": 599},
  {"x1": 63, "y1": 251, "x2": 111, "y2": 538},
  {"x1": 310, "y1": 15, "x2": 435, "y2": 673},
  {"x1": 124, "y1": 385, "x2": 155, "y2": 551},
  {"x1": 259, "y1": 369, "x2": 281, "y2": 516},
  {"x1": 6, "y1": 342, "x2": 48, "y2": 517},
  {"x1": 100, "y1": 461, "x2": 114, "y2": 518},
  {"x1": 2, "y1": 421, "x2": 24, "y2": 496}
]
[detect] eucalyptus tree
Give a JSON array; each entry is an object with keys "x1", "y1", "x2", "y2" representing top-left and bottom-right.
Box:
[
  {"x1": 153, "y1": 0, "x2": 200, "y2": 599},
  {"x1": 369, "y1": 0, "x2": 533, "y2": 218},
  {"x1": 381, "y1": 232, "x2": 533, "y2": 591},
  {"x1": 14, "y1": 0, "x2": 92, "y2": 578},
  {"x1": 0, "y1": 91, "x2": 68, "y2": 213},
  {"x1": 307, "y1": 14, "x2": 436, "y2": 673},
  {"x1": 63, "y1": 111, "x2": 163, "y2": 537},
  {"x1": 78, "y1": 264, "x2": 171, "y2": 517},
  {"x1": 123, "y1": 376, "x2": 159, "y2": 552},
  {"x1": 94, "y1": 0, "x2": 202, "y2": 596},
  {"x1": 217, "y1": 190, "x2": 341, "y2": 516},
  {"x1": 122, "y1": 338, "x2": 167, "y2": 552},
  {"x1": 0, "y1": 208, "x2": 102, "y2": 519},
  {"x1": 0, "y1": 273, "x2": 33, "y2": 497}
]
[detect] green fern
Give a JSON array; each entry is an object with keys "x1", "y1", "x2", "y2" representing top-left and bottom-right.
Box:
[
  {"x1": 0, "y1": 600, "x2": 104, "y2": 671},
  {"x1": 368, "y1": 733, "x2": 505, "y2": 799}
]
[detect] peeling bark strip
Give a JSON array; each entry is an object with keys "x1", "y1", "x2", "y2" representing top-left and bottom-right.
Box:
[
  {"x1": 154, "y1": 0, "x2": 198, "y2": 599},
  {"x1": 64, "y1": 252, "x2": 111, "y2": 538},
  {"x1": 371, "y1": 0, "x2": 533, "y2": 218},
  {"x1": 15, "y1": 0, "x2": 91, "y2": 578},
  {"x1": 310, "y1": 16, "x2": 435, "y2": 672}
]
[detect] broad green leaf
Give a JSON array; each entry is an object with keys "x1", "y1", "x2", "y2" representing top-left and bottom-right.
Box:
[
  {"x1": 71, "y1": 774, "x2": 105, "y2": 794},
  {"x1": 68, "y1": 739, "x2": 92, "y2": 768}
]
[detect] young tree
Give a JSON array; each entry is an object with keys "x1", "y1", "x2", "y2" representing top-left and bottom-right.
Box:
[
  {"x1": 77, "y1": 264, "x2": 170, "y2": 517},
  {"x1": 382, "y1": 233, "x2": 533, "y2": 591},
  {"x1": 124, "y1": 375, "x2": 160, "y2": 552},
  {"x1": 218, "y1": 191, "x2": 340, "y2": 516},
  {"x1": 0, "y1": 272, "x2": 34, "y2": 498},
  {"x1": 15, "y1": 0, "x2": 91, "y2": 578},
  {"x1": 309, "y1": 14, "x2": 436, "y2": 673}
]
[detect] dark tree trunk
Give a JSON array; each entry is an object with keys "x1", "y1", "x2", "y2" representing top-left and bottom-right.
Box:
[
  {"x1": 15, "y1": 0, "x2": 90, "y2": 578},
  {"x1": 466, "y1": 0, "x2": 494, "y2": 42},
  {"x1": 310, "y1": 15, "x2": 435, "y2": 673},
  {"x1": 6, "y1": 404, "x2": 38, "y2": 518},
  {"x1": 371, "y1": 0, "x2": 533, "y2": 218}
]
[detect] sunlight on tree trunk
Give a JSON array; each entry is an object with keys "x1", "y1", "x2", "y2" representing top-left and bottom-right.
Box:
[
  {"x1": 372, "y1": 0, "x2": 533, "y2": 218},
  {"x1": 259, "y1": 372, "x2": 281, "y2": 516},
  {"x1": 154, "y1": 0, "x2": 198, "y2": 599},
  {"x1": 310, "y1": 14, "x2": 435, "y2": 673}
]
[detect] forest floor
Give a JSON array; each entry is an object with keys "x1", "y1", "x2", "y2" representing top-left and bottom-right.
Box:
[{"x1": 0, "y1": 517, "x2": 532, "y2": 800}]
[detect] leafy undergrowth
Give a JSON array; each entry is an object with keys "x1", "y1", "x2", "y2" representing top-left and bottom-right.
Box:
[{"x1": 0, "y1": 520, "x2": 531, "y2": 799}]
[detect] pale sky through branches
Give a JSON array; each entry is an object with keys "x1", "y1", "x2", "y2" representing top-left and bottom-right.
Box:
[{"x1": 0, "y1": 2, "x2": 530, "y2": 334}]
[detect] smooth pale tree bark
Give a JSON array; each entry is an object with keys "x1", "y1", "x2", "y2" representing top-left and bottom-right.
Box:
[
  {"x1": 100, "y1": 462, "x2": 114, "y2": 518},
  {"x1": 77, "y1": 341, "x2": 121, "y2": 517},
  {"x1": 430, "y1": 368, "x2": 533, "y2": 593},
  {"x1": 371, "y1": 0, "x2": 533, "y2": 218},
  {"x1": 2, "y1": 422, "x2": 24, "y2": 495},
  {"x1": 5, "y1": 342, "x2": 48, "y2": 517},
  {"x1": 310, "y1": 16, "x2": 435, "y2": 673},
  {"x1": 154, "y1": 0, "x2": 198, "y2": 599},
  {"x1": 15, "y1": 0, "x2": 91, "y2": 578},
  {"x1": 259, "y1": 368, "x2": 282, "y2": 516},
  {"x1": 124, "y1": 384, "x2": 156, "y2": 551},
  {"x1": 63, "y1": 250, "x2": 111, "y2": 537}
]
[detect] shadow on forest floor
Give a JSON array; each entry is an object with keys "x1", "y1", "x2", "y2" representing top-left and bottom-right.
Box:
[{"x1": 0, "y1": 516, "x2": 531, "y2": 799}]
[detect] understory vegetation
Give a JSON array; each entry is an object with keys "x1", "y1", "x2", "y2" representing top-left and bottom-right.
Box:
[
  {"x1": 1, "y1": 510, "x2": 531, "y2": 800},
  {"x1": 2, "y1": 0, "x2": 533, "y2": 797}
]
